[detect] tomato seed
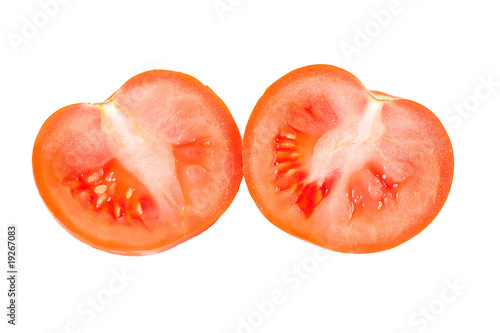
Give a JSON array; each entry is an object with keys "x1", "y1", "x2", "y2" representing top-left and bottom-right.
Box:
[
  {"x1": 108, "y1": 183, "x2": 116, "y2": 195},
  {"x1": 78, "y1": 190, "x2": 91, "y2": 204},
  {"x1": 96, "y1": 194, "x2": 107, "y2": 208},
  {"x1": 279, "y1": 142, "x2": 295, "y2": 149},
  {"x1": 87, "y1": 172, "x2": 100, "y2": 183},
  {"x1": 94, "y1": 185, "x2": 107, "y2": 195},
  {"x1": 114, "y1": 204, "x2": 122, "y2": 218}
]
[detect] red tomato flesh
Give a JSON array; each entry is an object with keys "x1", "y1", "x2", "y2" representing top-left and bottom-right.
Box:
[
  {"x1": 33, "y1": 70, "x2": 242, "y2": 255},
  {"x1": 243, "y1": 65, "x2": 454, "y2": 253}
]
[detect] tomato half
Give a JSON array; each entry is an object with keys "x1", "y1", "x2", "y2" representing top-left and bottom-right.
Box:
[
  {"x1": 243, "y1": 65, "x2": 454, "y2": 253},
  {"x1": 33, "y1": 70, "x2": 242, "y2": 255}
]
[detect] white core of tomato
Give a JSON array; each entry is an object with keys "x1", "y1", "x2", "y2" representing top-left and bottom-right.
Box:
[
  {"x1": 309, "y1": 99, "x2": 385, "y2": 184},
  {"x1": 100, "y1": 101, "x2": 184, "y2": 225},
  {"x1": 368, "y1": 91, "x2": 396, "y2": 101}
]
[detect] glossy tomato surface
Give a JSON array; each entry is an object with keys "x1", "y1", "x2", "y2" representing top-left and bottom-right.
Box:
[
  {"x1": 243, "y1": 65, "x2": 454, "y2": 253},
  {"x1": 33, "y1": 70, "x2": 242, "y2": 255}
]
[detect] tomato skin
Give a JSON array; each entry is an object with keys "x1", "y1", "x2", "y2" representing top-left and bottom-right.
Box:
[
  {"x1": 33, "y1": 70, "x2": 242, "y2": 255},
  {"x1": 243, "y1": 65, "x2": 454, "y2": 253}
]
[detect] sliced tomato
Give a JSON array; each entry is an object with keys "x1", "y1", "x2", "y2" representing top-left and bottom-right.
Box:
[
  {"x1": 33, "y1": 70, "x2": 242, "y2": 255},
  {"x1": 243, "y1": 65, "x2": 454, "y2": 253}
]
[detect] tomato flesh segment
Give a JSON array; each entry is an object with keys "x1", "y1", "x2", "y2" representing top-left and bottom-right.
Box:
[
  {"x1": 172, "y1": 137, "x2": 216, "y2": 208},
  {"x1": 295, "y1": 180, "x2": 335, "y2": 218},
  {"x1": 273, "y1": 124, "x2": 337, "y2": 218},
  {"x1": 347, "y1": 163, "x2": 401, "y2": 220},
  {"x1": 66, "y1": 158, "x2": 155, "y2": 224}
]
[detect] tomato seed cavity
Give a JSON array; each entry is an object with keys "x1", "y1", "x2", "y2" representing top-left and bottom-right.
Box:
[
  {"x1": 347, "y1": 164, "x2": 401, "y2": 220},
  {"x1": 66, "y1": 159, "x2": 152, "y2": 223},
  {"x1": 273, "y1": 124, "x2": 334, "y2": 218}
]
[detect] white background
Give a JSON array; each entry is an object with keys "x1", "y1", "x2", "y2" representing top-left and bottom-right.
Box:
[{"x1": 1, "y1": 0, "x2": 499, "y2": 332}]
